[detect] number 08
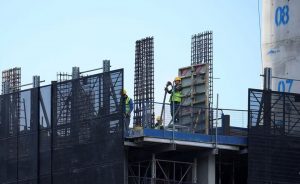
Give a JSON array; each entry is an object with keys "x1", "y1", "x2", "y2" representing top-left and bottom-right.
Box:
[{"x1": 275, "y1": 5, "x2": 289, "y2": 26}]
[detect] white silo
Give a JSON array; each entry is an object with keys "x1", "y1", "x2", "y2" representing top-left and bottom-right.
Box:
[{"x1": 262, "y1": 0, "x2": 300, "y2": 93}]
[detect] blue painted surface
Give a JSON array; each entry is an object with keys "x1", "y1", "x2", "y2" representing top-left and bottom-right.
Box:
[{"x1": 141, "y1": 128, "x2": 247, "y2": 146}]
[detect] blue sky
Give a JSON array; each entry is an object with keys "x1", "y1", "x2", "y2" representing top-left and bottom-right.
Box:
[{"x1": 0, "y1": 0, "x2": 262, "y2": 110}]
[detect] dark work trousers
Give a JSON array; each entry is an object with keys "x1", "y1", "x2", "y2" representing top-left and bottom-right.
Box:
[
  {"x1": 124, "y1": 115, "x2": 130, "y2": 136},
  {"x1": 170, "y1": 101, "x2": 180, "y2": 122}
]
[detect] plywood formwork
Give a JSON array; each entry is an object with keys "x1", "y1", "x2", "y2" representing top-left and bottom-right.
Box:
[{"x1": 178, "y1": 63, "x2": 209, "y2": 134}]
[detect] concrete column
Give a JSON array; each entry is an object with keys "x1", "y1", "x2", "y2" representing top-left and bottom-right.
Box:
[
  {"x1": 263, "y1": 67, "x2": 272, "y2": 91},
  {"x1": 124, "y1": 149, "x2": 128, "y2": 184},
  {"x1": 151, "y1": 153, "x2": 156, "y2": 184},
  {"x1": 72, "y1": 67, "x2": 80, "y2": 79},
  {"x1": 33, "y1": 75, "x2": 40, "y2": 88},
  {"x1": 103, "y1": 60, "x2": 110, "y2": 72},
  {"x1": 197, "y1": 152, "x2": 215, "y2": 184},
  {"x1": 192, "y1": 158, "x2": 197, "y2": 183}
]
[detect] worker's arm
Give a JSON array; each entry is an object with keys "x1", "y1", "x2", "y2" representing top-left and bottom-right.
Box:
[
  {"x1": 175, "y1": 84, "x2": 182, "y2": 92},
  {"x1": 129, "y1": 98, "x2": 134, "y2": 113}
]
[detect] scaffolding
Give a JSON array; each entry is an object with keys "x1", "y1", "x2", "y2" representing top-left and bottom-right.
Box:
[
  {"x1": 191, "y1": 31, "x2": 213, "y2": 131},
  {"x1": 134, "y1": 37, "x2": 155, "y2": 128},
  {"x1": 128, "y1": 156, "x2": 196, "y2": 184},
  {"x1": 57, "y1": 72, "x2": 71, "y2": 82}
]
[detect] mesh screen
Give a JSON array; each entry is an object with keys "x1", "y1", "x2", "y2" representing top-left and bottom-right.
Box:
[
  {"x1": 0, "y1": 69, "x2": 124, "y2": 184},
  {"x1": 248, "y1": 89, "x2": 300, "y2": 184}
]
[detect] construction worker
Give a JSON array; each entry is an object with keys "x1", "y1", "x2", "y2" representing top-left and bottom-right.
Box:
[
  {"x1": 121, "y1": 89, "x2": 133, "y2": 135},
  {"x1": 154, "y1": 116, "x2": 163, "y2": 129},
  {"x1": 165, "y1": 77, "x2": 182, "y2": 122}
]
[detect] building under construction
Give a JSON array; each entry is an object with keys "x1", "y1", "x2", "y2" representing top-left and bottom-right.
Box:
[{"x1": 0, "y1": 31, "x2": 300, "y2": 184}]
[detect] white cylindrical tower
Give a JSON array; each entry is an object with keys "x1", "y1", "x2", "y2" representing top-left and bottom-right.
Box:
[{"x1": 262, "y1": 0, "x2": 300, "y2": 93}]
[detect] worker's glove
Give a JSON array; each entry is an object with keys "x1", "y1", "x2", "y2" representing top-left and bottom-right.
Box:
[
  {"x1": 167, "y1": 81, "x2": 172, "y2": 86},
  {"x1": 175, "y1": 85, "x2": 182, "y2": 91}
]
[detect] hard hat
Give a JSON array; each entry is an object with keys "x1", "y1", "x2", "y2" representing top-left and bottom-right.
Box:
[
  {"x1": 121, "y1": 89, "x2": 127, "y2": 95},
  {"x1": 174, "y1": 76, "x2": 181, "y2": 81}
]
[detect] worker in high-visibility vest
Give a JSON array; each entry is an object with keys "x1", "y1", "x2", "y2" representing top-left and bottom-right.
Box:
[
  {"x1": 121, "y1": 89, "x2": 133, "y2": 135},
  {"x1": 165, "y1": 77, "x2": 182, "y2": 122}
]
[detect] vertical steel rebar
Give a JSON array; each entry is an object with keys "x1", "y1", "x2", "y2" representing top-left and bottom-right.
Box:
[
  {"x1": 134, "y1": 37, "x2": 154, "y2": 128},
  {"x1": 191, "y1": 31, "x2": 213, "y2": 132}
]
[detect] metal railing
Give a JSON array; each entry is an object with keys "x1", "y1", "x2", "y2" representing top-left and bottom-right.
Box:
[
  {"x1": 128, "y1": 158, "x2": 195, "y2": 184},
  {"x1": 249, "y1": 89, "x2": 300, "y2": 137},
  {"x1": 131, "y1": 101, "x2": 248, "y2": 137}
]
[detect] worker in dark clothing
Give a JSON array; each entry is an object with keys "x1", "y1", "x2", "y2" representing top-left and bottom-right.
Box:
[
  {"x1": 154, "y1": 116, "x2": 164, "y2": 130},
  {"x1": 121, "y1": 89, "x2": 133, "y2": 136},
  {"x1": 165, "y1": 77, "x2": 182, "y2": 123}
]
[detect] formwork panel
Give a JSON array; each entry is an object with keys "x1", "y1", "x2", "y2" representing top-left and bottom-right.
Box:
[{"x1": 178, "y1": 63, "x2": 209, "y2": 133}]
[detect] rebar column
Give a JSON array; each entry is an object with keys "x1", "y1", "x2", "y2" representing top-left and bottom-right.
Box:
[
  {"x1": 2, "y1": 67, "x2": 21, "y2": 94},
  {"x1": 191, "y1": 31, "x2": 213, "y2": 131},
  {"x1": 1, "y1": 67, "x2": 21, "y2": 135},
  {"x1": 134, "y1": 37, "x2": 154, "y2": 128}
]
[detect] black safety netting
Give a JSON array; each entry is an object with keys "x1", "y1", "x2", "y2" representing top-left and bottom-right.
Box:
[
  {"x1": 248, "y1": 89, "x2": 300, "y2": 184},
  {"x1": 0, "y1": 69, "x2": 124, "y2": 184}
]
